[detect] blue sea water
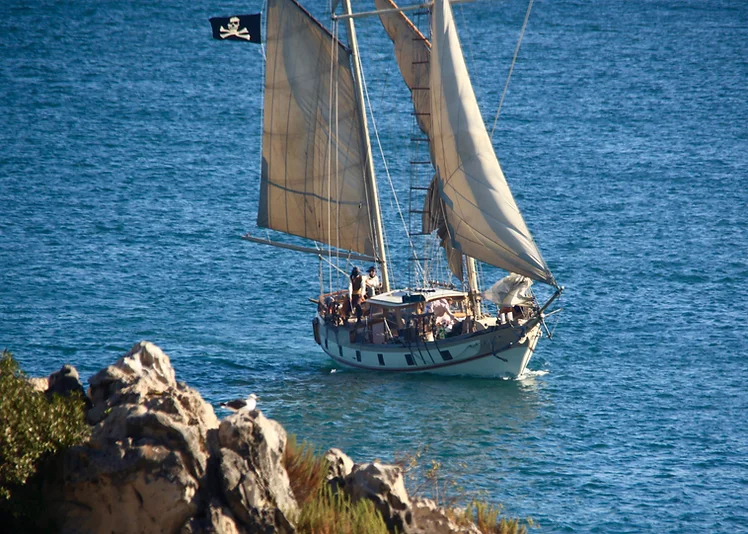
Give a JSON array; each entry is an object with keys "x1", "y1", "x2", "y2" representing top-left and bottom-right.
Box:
[{"x1": 1, "y1": 0, "x2": 747, "y2": 531}]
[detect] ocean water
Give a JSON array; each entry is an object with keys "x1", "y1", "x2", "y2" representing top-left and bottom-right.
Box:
[{"x1": 1, "y1": 0, "x2": 747, "y2": 532}]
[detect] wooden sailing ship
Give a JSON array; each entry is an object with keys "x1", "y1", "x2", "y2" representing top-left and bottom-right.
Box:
[{"x1": 243, "y1": 0, "x2": 563, "y2": 377}]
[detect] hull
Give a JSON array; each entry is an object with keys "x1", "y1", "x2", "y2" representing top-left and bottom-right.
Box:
[{"x1": 313, "y1": 316, "x2": 542, "y2": 378}]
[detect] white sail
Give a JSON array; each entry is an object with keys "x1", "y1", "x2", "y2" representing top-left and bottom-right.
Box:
[
  {"x1": 430, "y1": 0, "x2": 555, "y2": 286},
  {"x1": 259, "y1": 0, "x2": 375, "y2": 256}
]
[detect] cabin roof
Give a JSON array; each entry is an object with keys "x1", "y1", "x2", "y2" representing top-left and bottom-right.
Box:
[{"x1": 366, "y1": 288, "x2": 467, "y2": 309}]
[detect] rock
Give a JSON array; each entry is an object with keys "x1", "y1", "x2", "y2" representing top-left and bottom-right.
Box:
[
  {"x1": 27, "y1": 376, "x2": 49, "y2": 392},
  {"x1": 57, "y1": 440, "x2": 202, "y2": 533},
  {"x1": 46, "y1": 363, "x2": 91, "y2": 409},
  {"x1": 87, "y1": 341, "x2": 182, "y2": 424},
  {"x1": 324, "y1": 448, "x2": 355, "y2": 493},
  {"x1": 217, "y1": 411, "x2": 298, "y2": 533},
  {"x1": 49, "y1": 342, "x2": 222, "y2": 534},
  {"x1": 325, "y1": 448, "x2": 355, "y2": 480},
  {"x1": 180, "y1": 499, "x2": 242, "y2": 534},
  {"x1": 409, "y1": 498, "x2": 482, "y2": 534},
  {"x1": 343, "y1": 462, "x2": 414, "y2": 533}
]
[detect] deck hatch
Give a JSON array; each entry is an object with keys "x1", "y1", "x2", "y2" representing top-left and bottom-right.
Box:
[
  {"x1": 405, "y1": 354, "x2": 415, "y2": 366},
  {"x1": 356, "y1": 350, "x2": 361, "y2": 362},
  {"x1": 378, "y1": 353, "x2": 385, "y2": 366},
  {"x1": 440, "y1": 350, "x2": 453, "y2": 361}
]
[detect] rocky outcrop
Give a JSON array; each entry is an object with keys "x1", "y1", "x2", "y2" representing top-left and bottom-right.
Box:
[
  {"x1": 217, "y1": 411, "x2": 297, "y2": 532},
  {"x1": 40, "y1": 341, "x2": 486, "y2": 534},
  {"x1": 50, "y1": 342, "x2": 223, "y2": 534}
]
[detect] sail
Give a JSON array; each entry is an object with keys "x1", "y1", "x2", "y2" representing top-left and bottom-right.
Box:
[
  {"x1": 376, "y1": 0, "x2": 465, "y2": 278},
  {"x1": 259, "y1": 0, "x2": 375, "y2": 256},
  {"x1": 430, "y1": 0, "x2": 555, "y2": 285},
  {"x1": 374, "y1": 0, "x2": 431, "y2": 137}
]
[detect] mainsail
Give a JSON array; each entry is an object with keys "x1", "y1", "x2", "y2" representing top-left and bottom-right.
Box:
[
  {"x1": 259, "y1": 0, "x2": 375, "y2": 256},
  {"x1": 430, "y1": 0, "x2": 555, "y2": 286}
]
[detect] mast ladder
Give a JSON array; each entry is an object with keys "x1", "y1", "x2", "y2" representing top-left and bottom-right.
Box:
[{"x1": 407, "y1": 7, "x2": 433, "y2": 289}]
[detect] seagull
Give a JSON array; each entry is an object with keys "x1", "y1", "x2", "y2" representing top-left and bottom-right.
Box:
[{"x1": 220, "y1": 393, "x2": 259, "y2": 412}]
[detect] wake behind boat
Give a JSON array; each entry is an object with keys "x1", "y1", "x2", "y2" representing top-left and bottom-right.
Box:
[{"x1": 239, "y1": 0, "x2": 563, "y2": 377}]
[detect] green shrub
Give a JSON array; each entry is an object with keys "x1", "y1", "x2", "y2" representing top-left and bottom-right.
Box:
[
  {"x1": 284, "y1": 434, "x2": 329, "y2": 506},
  {"x1": 283, "y1": 436, "x2": 389, "y2": 534},
  {"x1": 0, "y1": 350, "x2": 90, "y2": 528},
  {"x1": 296, "y1": 485, "x2": 390, "y2": 534}
]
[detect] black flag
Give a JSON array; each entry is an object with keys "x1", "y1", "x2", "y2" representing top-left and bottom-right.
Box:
[{"x1": 209, "y1": 14, "x2": 261, "y2": 44}]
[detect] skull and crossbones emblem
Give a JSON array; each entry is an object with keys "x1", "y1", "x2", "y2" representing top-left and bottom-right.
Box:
[{"x1": 220, "y1": 17, "x2": 252, "y2": 40}]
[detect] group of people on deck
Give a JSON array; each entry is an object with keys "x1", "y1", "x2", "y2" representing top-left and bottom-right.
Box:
[{"x1": 346, "y1": 266, "x2": 381, "y2": 325}]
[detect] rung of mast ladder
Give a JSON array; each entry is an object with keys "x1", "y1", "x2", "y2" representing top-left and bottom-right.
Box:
[
  {"x1": 412, "y1": 60, "x2": 429, "y2": 65},
  {"x1": 411, "y1": 87, "x2": 430, "y2": 90},
  {"x1": 412, "y1": 112, "x2": 431, "y2": 116},
  {"x1": 408, "y1": 257, "x2": 433, "y2": 261},
  {"x1": 410, "y1": 161, "x2": 431, "y2": 165},
  {"x1": 410, "y1": 186, "x2": 431, "y2": 190},
  {"x1": 409, "y1": 209, "x2": 428, "y2": 214}
]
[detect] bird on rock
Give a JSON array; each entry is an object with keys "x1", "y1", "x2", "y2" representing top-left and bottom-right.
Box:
[{"x1": 220, "y1": 393, "x2": 259, "y2": 412}]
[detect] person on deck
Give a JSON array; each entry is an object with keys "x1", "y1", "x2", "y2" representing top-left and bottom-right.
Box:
[
  {"x1": 364, "y1": 266, "x2": 381, "y2": 298},
  {"x1": 426, "y1": 298, "x2": 458, "y2": 330},
  {"x1": 348, "y1": 267, "x2": 365, "y2": 325}
]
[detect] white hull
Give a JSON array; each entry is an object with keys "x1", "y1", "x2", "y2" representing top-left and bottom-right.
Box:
[{"x1": 313, "y1": 317, "x2": 542, "y2": 378}]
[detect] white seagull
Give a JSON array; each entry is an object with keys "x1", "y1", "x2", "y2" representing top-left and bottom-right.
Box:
[{"x1": 221, "y1": 393, "x2": 259, "y2": 412}]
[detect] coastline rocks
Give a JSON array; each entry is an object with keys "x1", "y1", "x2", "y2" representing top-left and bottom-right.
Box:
[{"x1": 41, "y1": 341, "x2": 486, "y2": 534}]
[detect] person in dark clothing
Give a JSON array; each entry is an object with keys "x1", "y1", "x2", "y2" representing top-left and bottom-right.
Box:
[{"x1": 348, "y1": 266, "x2": 365, "y2": 325}]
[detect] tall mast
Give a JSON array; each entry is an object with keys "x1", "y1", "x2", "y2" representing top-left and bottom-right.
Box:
[{"x1": 341, "y1": 0, "x2": 391, "y2": 292}]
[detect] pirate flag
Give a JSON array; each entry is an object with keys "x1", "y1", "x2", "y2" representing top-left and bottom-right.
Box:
[{"x1": 209, "y1": 14, "x2": 261, "y2": 43}]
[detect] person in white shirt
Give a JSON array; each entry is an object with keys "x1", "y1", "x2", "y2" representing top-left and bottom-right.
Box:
[{"x1": 364, "y1": 266, "x2": 381, "y2": 298}]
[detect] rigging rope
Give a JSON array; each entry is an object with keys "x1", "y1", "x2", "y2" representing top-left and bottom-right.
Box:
[
  {"x1": 360, "y1": 64, "x2": 426, "y2": 288},
  {"x1": 325, "y1": 19, "x2": 337, "y2": 294},
  {"x1": 489, "y1": 0, "x2": 534, "y2": 140}
]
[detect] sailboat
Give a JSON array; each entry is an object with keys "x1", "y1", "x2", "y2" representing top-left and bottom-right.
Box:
[{"x1": 243, "y1": 0, "x2": 563, "y2": 377}]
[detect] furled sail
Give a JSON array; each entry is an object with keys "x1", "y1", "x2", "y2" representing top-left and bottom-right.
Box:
[
  {"x1": 259, "y1": 0, "x2": 375, "y2": 256},
  {"x1": 430, "y1": 0, "x2": 555, "y2": 286}
]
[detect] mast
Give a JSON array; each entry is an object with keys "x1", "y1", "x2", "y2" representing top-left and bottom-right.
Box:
[
  {"x1": 341, "y1": 0, "x2": 391, "y2": 292},
  {"x1": 466, "y1": 257, "x2": 481, "y2": 317}
]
